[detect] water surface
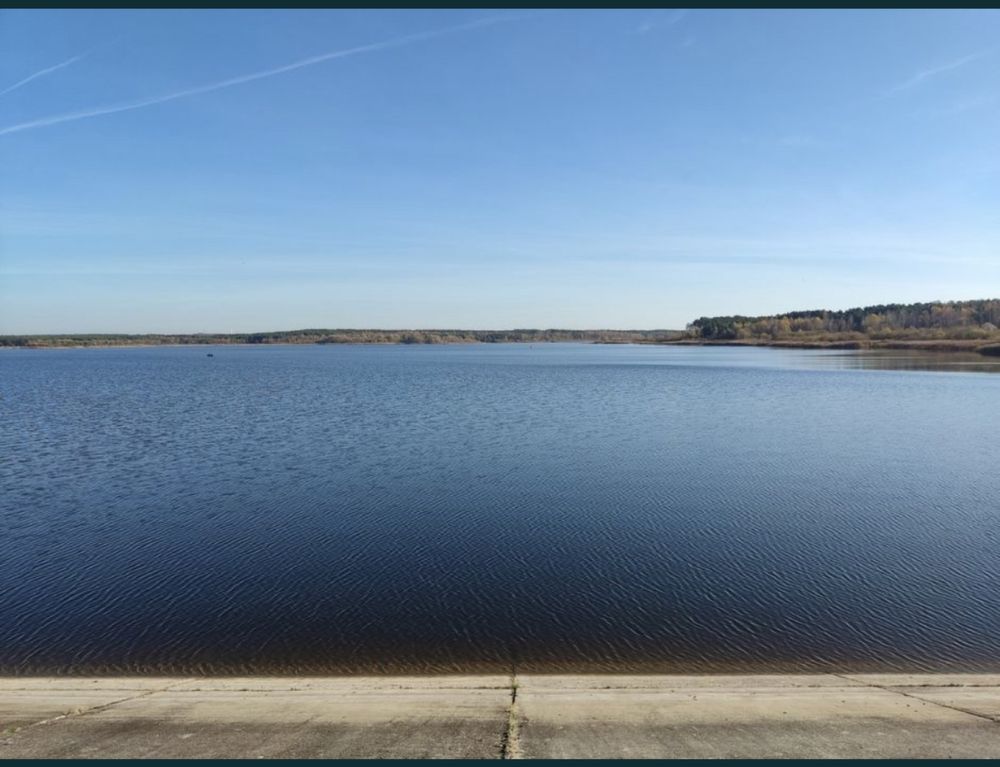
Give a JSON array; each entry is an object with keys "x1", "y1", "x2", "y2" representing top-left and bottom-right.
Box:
[{"x1": 2, "y1": 344, "x2": 999, "y2": 674}]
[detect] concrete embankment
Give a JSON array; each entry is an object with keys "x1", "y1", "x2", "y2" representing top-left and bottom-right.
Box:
[{"x1": 3, "y1": 674, "x2": 1000, "y2": 758}]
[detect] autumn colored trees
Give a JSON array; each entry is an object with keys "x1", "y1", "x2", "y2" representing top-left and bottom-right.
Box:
[{"x1": 688, "y1": 299, "x2": 1000, "y2": 342}]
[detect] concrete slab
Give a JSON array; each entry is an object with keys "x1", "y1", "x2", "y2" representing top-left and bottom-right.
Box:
[
  {"x1": 1, "y1": 692, "x2": 138, "y2": 732},
  {"x1": 90, "y1": 687, "x2": 509, "y2": 724},
  {"x1": 172, "y1": 675, "x2": 510, "y2": 692},
  {"x1": 894, "y1": 687, "x2": 1000, "y2": 721},
  {"x1": 5, "y1": 675, "x2": 1000, "y2": 758},
  {"x1": 846, "y1": 674, "x2": 1000, "y2": 688},
  {"x1": 0, "y1": 680, "x2": 188, "y2": 731},
  {"x1": 3, "y1": 719, "x2": 506, "y2": 759},
  {"x1": 0, "y1": 678, "x2": 509, "y2": 759},
  {"x1": 0, "y1": 679, "x2": 185, "y2": 692},
  {"x1": 518, "y1": 674, "x2": 861, "y2": 690},
  {"x1": 515, "y1": 679, "x2": 1000, "y2": 759}
]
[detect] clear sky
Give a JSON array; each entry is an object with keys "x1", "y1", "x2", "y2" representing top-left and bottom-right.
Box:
[{"x1": 1, "y1": 9, "x2": 998, "y2": 333}]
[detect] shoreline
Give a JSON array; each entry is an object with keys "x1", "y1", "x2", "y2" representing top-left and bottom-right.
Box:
[
  {"x1": 1, "y1": 340, "x2": 642, "y2": 350},
  {"x1": 3, "y1": 339, "x2": 999, "y2": 355},
  {"x1": 658, "y1": 338, "x2": 1000, "y2": 355}
]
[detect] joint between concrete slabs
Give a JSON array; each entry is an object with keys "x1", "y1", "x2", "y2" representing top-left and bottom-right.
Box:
[
  {"x1": 500, "y1": 671, "x2": 521, "y2": 760},
  {"x1": 835, "y1": 673, "x2": 1000, "y2": 726}
]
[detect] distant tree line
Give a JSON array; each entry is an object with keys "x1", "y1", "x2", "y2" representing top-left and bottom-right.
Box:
[
  {"x1": 0, "y1": 328, "x2": 680, "y2": 348},
  {"x1": 10, "y1": 300, "x2": 1000, "y2": 351},
  {"x1": 688, "y1": 299, "x2": 1000, "y2": 342}
]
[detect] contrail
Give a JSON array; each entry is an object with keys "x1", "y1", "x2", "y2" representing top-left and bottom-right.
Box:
[
  {"x1": 0, "y1": 53, "x2": 87, "y2": 98},
  {"x1": 0, "y1": 15, "x2": 522, "y2": 138},
  {"x1": 887, "y1": 50, "x2": 991, "y2": 95}
]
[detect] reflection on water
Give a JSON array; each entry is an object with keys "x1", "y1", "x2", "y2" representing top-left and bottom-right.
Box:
[
  {"x1": 1, "y1": 344, "x2": 999, "y2": 675},
  {"x1": 809, "y1": 349, "x2": 1000, "y2": 374}
]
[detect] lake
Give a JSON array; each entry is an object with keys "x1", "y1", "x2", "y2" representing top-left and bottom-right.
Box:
[{"x1": 2, "y1": 343, "x2": 999, "y2": 674}]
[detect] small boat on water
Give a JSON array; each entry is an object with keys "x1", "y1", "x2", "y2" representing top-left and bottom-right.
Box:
[{"x1": 206, "y1": 353, "x2": 214, "y2": 357}]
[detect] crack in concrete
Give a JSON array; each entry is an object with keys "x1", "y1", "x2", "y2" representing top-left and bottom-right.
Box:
[
  {"x1": 833, "y1": 674, "x2": 1000, "y2": 725},
  {"x1": 20, "y1": 678, "x2": 201, "y2": 732},
  {"x1": 499, "y1": 668, "x2": 521, "y2": 759}
]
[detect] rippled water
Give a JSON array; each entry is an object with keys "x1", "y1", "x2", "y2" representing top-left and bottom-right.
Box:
[{"x1": 2, "y1": 344, "x2": 999, "y2": 675}]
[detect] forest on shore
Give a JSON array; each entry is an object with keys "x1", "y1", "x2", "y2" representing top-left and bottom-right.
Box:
[
  {"x1": 683, "y1": 299, "x2": 1000, "y2": 354},
  {"x1": 6, "y1": 300, "x2": 1000, "y2": 355},
  {"x1": 0, "y1": 328, "x2": 679, "y2": 348}
]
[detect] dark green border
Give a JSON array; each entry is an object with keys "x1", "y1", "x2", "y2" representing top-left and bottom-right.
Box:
[{"x1": 4, "y1": 3, "x2": 1000, "y2": 11}]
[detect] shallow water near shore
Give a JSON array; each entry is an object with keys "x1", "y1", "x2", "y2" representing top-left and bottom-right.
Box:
[{"x1": 2, "y1": 343, "x2": 999, "y2": 674}]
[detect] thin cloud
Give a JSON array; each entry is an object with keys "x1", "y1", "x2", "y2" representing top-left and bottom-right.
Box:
[
  {"x1": 0, "y1": 53, "x2": 87, "y2": 98},
  {"x1": 0, "y1": 15, "x2": 522, "y2": 138},
  {"x1": 887, "y1": 50, "x2": 990, "y2": 95},
  {"x1": 635, "y1": 9, "x2": 686, "y2": 35}
]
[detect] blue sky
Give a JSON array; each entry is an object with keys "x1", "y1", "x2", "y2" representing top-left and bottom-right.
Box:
[{"x1": 1, "y1": 9, "x2": 998, "y2": 333}]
